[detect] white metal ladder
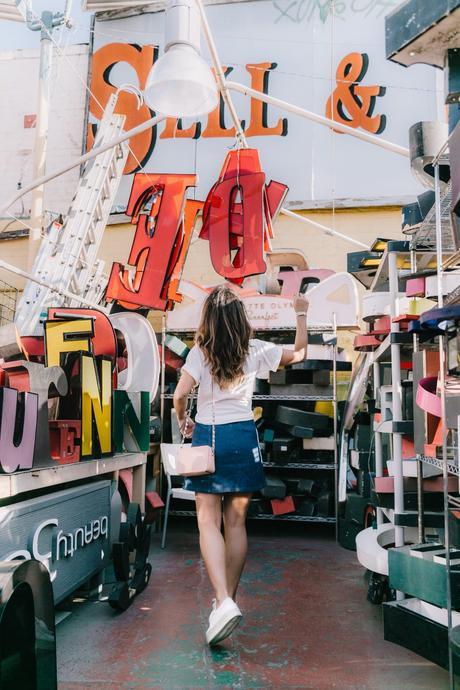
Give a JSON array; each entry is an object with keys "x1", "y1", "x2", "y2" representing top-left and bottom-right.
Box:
[{"x1": 15, "y1": 94, "x2": 129, "y2": 335}]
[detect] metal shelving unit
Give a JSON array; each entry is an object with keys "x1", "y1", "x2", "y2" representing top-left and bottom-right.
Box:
[
  {"x1": 161, "y1": 318, "x2": 342, "y2": 530},
  {"x1": 364, "y1": 244, "x2": 439, "y2": 536},
  {"x1": 372, "y1": 242, "x2": 412, "y2": 554},
  {"x1": 163, "y1": 393, "x2": 334, "y2": 401},
  {"x1": 263, "y1": 462, "x2": 335, "y2": 470},
  {"x1": 358, "y1": 157, "x2": 459, "y2": 686}
]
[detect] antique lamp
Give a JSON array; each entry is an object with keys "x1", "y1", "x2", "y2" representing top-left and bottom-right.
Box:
[{"x1": 144, "y1": 0, "x2": 218, "y2": 117}]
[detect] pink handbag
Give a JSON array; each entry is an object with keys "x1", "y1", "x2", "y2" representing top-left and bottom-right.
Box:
[
  {"x1": 176, "y1": 443, "x2": 215, "y2": 477},
  {"x1": 176, "y1": 385, "x2": 216, "y2": 477}
]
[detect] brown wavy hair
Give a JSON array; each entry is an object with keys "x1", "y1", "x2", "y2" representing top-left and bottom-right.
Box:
[{"x1": 196, "y1": 285, "x2": 252, "y2": 388}]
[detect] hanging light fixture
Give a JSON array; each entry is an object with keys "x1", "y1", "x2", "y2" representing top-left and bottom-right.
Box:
[{"x1": 144, "y1": 0, "x2": 218, "y2": 118}]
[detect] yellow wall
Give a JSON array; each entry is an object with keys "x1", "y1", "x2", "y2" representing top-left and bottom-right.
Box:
[
  {"x1": 181, "y1": 206, "x2": 404, "y2": 283},
  {"x1": 1, "y1": 205, "x2": 403, "y2": 287},
  {"x1": 101, "y1": 206, "x2": 403, "y2": 335},
  {"x1": 0, "y1": 236, "x2": 31, "y2": 290},
  {"x1": 0, "y1": 205, "x2": 404, "y2": 287},
  {"x1": 0, "y1": 206, "x2": 404, "y2": 349}
]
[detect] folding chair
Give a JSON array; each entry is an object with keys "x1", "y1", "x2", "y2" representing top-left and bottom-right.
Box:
[{"x1": 160, "y1": 443, "x2": 195, "y2": 549}]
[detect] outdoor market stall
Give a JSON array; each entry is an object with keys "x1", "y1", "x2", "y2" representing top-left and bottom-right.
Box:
[{"x1": 0, "y1": 0, "x2": 458, "y2": 687}]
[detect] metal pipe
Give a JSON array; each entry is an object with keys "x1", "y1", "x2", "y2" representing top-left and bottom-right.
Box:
[
  {"x1": 410, "y1": 248, "x2": 424, "y2": 544},
  {"x1": 0, "y1": 114, "x2": 166, "y2": 219},
  {"x1": 435, "y1": 167, "x2": 445, "y2": 310},
  {"x1": 0, "y1": 258, "x2": 100, "y2": 308},
  {"x1": 373, "y1": 361, "x2": 384, "y2": 526},
  {"x1": 332, "y1": 314, "x2": 338, "y2": 541},
  {"x1": 160, "y1": 312, "x2": 166, "y2": 446},
  {"x1": 28, "y1": 11, "x2": 54, "y2": 270},
  {"x1": 225, "y1": 81, "x2": 410, "y2": 159},
  {"x1": 195, "y1": 0, "x2": 246, "y2": 146},
  {"x1": 435, "y1": 162, "x2": 454, "y2": 689},
  {"x1": 388, "y1": 250, "x2": 405, "y2": 578},
  {"x1": 440, "y1": 331, "x2": 453, "y2": 690},
  {"x1": 159, "y1": 313, "x2": 167, "y2": 499}
]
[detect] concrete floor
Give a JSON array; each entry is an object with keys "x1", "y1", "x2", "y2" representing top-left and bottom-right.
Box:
[{"x1": 57, "y1": 522, "x2": 449, "y2": 689}]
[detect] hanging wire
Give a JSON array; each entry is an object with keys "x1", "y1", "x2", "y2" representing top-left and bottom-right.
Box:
[
  {"x1": 66, "y1": 22, "x2": 440, "y2": 96},
  {"x1": 2, "y1": 209, "x2": 110, "y2": 280}
]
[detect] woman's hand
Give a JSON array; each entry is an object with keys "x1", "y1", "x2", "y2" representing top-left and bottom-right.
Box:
[
  {"x1": 293, "y1": 293, "x2": 309, "y2": 315},
  {"x1": 179, "y1": 417, "x2": 195, "y2": 439},
  {"x1": 280, "y1": 293, "x2": 309, "y2": 366}
]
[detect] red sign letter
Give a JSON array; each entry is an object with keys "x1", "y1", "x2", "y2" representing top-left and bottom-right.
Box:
[
  {"x1": 106, "y1": 173, "x2": 197, "y2": 310},
  {"x1": 200, "y1": 149, "x2": 288, "y2": 283}
]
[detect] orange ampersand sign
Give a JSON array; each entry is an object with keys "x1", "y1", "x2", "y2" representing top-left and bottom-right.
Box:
[{"x1": 325, "y1": 53, "x2": 386, "y2": 135}]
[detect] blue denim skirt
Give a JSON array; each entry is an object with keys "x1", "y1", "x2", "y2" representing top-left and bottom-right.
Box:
[{"x1": 184, "y1": 420, "x2": 266, "y2": 494}]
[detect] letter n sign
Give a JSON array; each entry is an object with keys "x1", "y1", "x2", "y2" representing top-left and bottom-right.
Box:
[{"x1": 106, "y1": 173, "x2": 197, "y2": 310}]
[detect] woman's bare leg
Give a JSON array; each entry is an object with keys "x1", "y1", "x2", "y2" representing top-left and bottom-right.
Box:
[
  {"x1": 223, "y1": 493, "x2": 252, "y2": 600},
  {"x1": 195, "y1": 493, "x2": 229, "y2": 606}
]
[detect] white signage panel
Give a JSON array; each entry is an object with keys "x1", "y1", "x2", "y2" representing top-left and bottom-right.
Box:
[{"x1": 0, "y1": 481, "x2": 112, "y2": 603}]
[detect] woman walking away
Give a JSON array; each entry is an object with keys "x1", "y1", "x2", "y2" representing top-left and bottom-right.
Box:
[{"x1": 173, "y1": 285, "x2": 309, "y2": 646}]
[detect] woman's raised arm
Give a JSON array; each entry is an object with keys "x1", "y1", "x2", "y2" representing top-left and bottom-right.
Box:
[
  {"x1": 173, "y1": 369, "x2": 196, "y2": 438},
  {"x1": 280, "y1": 293, "x2": 309, "y2": 366}
]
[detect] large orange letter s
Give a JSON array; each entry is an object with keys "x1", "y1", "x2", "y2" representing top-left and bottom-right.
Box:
[{"x1": 87, "y1": 43, "x2": 158, "y2": 174}]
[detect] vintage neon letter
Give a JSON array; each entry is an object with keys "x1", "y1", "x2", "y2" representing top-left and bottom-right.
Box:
[
  {"x1": 0, "y1": 388, "x2": 38, "y2": 473},
  {"x1": 106, "y1": 173, "x2": 197, "y2": 310},
  {"x1": 81, "y1": 354, "x2": 113, "y2": 458},
  {"x1": 1, "y1": 360, "x2": 68, "y2": 466},
  {"x1": 244, "y1": 63, "x2": 288, "y2": 137},
  {"x1": 109, "y1": 311, "x2": 160, "y2": 400},
  {"x1": 44, "y1": 319, "x2": 94, "y2": 368},
  {"x1": 207, "y1": 171, "x2": 267, "y2": 280},
  {"x1": 47, "y1": 308, "x2": 117, "y2": 366},
  {"x1": 113, "y1": 390, "x2": 150, "y2": 453},
  {"x1": 87, "y1": 43, "x2": 159, "y2": 174}
]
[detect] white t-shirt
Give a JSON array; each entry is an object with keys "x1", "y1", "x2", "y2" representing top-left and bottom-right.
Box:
[{"x1": 182, "y1": 339, "x2": 283, "y2": 425}]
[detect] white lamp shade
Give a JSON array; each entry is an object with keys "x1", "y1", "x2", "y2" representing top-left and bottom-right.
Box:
[{"x1": 144, "y1": 44, "x2": 218, "y2": 118}]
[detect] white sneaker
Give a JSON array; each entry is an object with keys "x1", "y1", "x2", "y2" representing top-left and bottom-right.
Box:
[{"x1": 206, "y1": 597, "x2": 242, "y2": 645}]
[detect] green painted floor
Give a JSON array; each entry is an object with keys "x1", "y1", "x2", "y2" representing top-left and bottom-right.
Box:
[{"x1": 57, "y1": 522, "x2": 449, "y2": 689}]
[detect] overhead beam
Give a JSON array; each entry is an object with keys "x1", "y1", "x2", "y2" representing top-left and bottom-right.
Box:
[{"x1": 225, "y1": 81, "x2": 410, "y2": 158}]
